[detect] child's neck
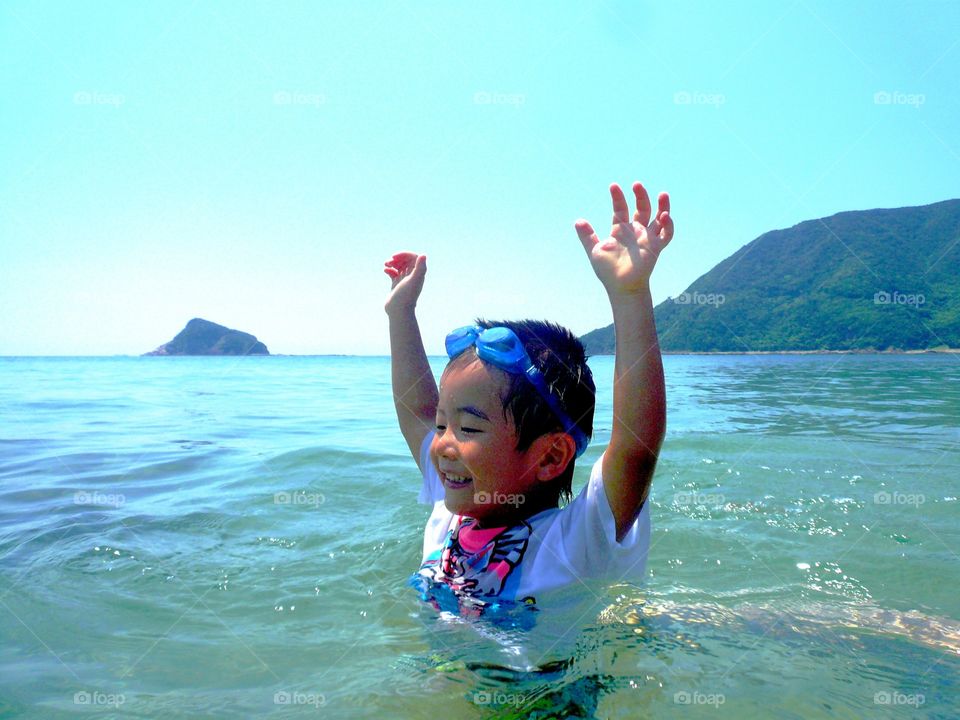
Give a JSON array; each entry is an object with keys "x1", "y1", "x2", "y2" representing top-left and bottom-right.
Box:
[{"x1": 469, "y1": 494, "x2": 559, "y2": 529}]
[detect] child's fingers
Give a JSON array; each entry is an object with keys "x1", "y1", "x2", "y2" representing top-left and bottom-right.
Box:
[
  {"x1": 657, "y1": 192, "x2": 670, "y2": 217},
  {"x1": 658, "y1": 211, "x2": 674, "y2": 244},
  {"x1": 384, "y1": 259, "x2": 405, "y2": 276},
  {"x1": 574, "y1": 220, "x2": 599, "y2": 254},
  {"x1": 633, "y1": 182, "x2": 651, "y2": 226},
  {"x1": 390, "y1": 253, "x2": 418, "y2": 273},
  {"x1": 609, "y1": 184, "x2": 630, "y2": 225},
  {"x1": 412, "y1": 254, "x2": 427, "y2": 277},
  {"x1": 386, "y1": 251, "x2": 419, "y2": 272}
]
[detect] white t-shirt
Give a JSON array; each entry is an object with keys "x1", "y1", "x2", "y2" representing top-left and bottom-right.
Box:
[{"x1": 415, "y1": 431, "x2": 651, "y2": 608}]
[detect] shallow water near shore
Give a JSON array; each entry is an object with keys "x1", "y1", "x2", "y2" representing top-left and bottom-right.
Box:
[{"x1": 1, "y1": 354, "x2": 958, "y2": 718}]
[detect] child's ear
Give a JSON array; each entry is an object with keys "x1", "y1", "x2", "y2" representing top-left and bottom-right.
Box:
[{"x1": 533, "y1": 432, "x2": 577, "y2": 482}]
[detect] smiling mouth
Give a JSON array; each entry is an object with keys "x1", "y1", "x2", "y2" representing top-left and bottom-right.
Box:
[{"x1": 441, "y1": 472, "x2": 473, "y2": 489}]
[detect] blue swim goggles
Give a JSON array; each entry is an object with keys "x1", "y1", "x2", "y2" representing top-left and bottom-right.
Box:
[{"x1": 445, "y1": 326, "x2": 589, "y2": 458}]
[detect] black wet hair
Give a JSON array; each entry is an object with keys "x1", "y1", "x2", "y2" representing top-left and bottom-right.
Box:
[{"x1": 446, "y1": 318, "x2": 596, "y2": 505}]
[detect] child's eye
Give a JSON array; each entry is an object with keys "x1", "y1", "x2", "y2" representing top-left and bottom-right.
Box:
[{"x1": 435, "y1": 424, "x2": 480, "y2": 435}]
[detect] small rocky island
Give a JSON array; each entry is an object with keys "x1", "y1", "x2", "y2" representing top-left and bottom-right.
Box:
[{"x1": 144, "y1": 318, "x2": 270, "y2": 356}]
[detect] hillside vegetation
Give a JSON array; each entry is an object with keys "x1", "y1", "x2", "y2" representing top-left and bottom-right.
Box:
[{"x1": 582, "y1": 199, "x2": 960, "y2": 353}]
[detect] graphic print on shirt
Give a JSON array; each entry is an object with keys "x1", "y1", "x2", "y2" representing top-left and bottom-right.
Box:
[{"x1": 419, "y1": 517, "x2": 531, "y2": 600}]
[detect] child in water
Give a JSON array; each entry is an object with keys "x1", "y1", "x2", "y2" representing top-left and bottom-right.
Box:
[{"x1": 383, "y1": 181, "x2": 674, "y2": 611}]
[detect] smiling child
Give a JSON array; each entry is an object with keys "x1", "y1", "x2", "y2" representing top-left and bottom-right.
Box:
[{"x1": 383, "y1": 180, "x2": 674, "y2": 609}]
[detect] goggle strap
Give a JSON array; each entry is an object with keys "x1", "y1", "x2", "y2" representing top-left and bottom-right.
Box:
[{"x1": 524, "y1": 369, "x2": 588, "y2": 458}]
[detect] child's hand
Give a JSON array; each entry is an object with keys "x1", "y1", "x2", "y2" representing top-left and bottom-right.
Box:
[
  {"x1": 575, "y1": 182, "x2": 674, "y2": 295},
  {"x1": 383, "y1": 251, "x2": 427, "y2": 314}
]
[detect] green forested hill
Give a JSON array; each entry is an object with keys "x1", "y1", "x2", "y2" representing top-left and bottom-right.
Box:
[{"x1": 582, "y1": 199, "x2": 960, "y2": 353}]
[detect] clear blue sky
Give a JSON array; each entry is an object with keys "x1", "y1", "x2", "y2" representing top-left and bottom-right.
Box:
[{"x1": 2, "y1": 1, "x2": 958, "y2": 355}]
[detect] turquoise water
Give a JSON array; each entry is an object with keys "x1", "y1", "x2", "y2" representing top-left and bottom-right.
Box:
[{"x1": 1, "y1": 354, "x2": 958, "y2": 718}]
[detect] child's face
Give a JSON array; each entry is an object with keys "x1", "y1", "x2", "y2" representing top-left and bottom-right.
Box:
[{"x1": 430, "y1": 357, "x2": 545, "y2": 526}]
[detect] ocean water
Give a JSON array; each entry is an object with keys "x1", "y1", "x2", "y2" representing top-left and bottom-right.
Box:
[{"x1": 0, "y1": 354, "x2": 958, "y2": 718}]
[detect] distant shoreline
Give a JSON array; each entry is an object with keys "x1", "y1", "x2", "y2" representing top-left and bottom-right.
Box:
[
  {"x1": 2, "y1": 348, "x2": 958, "y2": 359},
  {"x1": 659, "y1": 348, "x2": 960, "y2": 356}
]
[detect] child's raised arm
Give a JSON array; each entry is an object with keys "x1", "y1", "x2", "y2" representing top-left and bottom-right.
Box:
[
  {"x1": 383, "y1": 251, "x2": 438, "y2": 470},
  {"x1": 575, "y1": 182, "x2": 675, "y2": 540}
]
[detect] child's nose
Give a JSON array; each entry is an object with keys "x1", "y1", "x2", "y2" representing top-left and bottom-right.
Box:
[{"x1": 435, "y1": 429, "x2": 458, "y2": 458}]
